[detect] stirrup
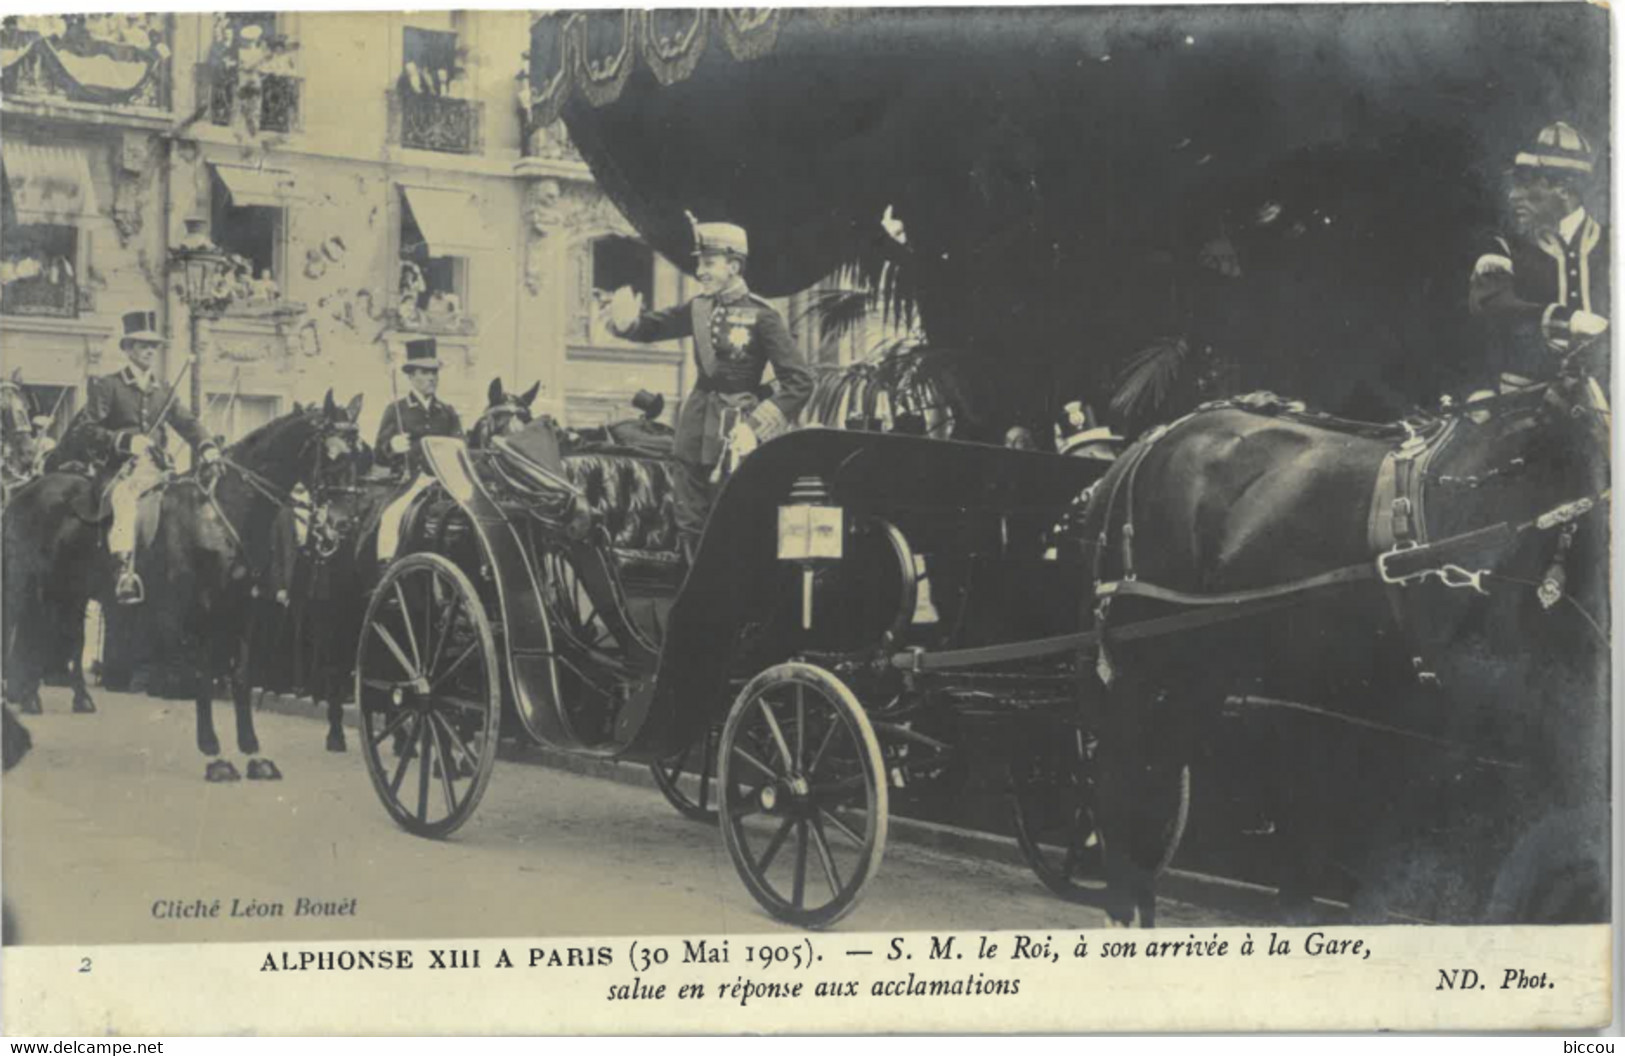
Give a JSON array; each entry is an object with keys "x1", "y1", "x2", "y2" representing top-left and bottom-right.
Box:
[{"x1": 116, "y1": 571, "x2": 145, "y2": 606}]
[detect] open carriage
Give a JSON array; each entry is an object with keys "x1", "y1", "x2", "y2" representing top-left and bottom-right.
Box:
[{"x1": 354, "y1": 422, "x2": 1166, "y2": 926}]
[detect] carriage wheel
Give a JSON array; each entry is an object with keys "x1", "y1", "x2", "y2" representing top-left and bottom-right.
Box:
[
  {"x1": 1009, "y1": 726, "x2": 1190, "y2": 902},
  {"x1": 650, "y1": 725, "x2": 721, "y2": 823},
  {"x1": 356, "y1": 553, "x2": 500, "y2": 839},
  {"x1": 718, "y1": 663, "x2": 887, "y2": 928}
]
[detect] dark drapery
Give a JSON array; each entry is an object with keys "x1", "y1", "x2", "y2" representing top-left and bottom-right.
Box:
[{"x1": 541, "y1": 6, "x2": 1608, "y2": 419}]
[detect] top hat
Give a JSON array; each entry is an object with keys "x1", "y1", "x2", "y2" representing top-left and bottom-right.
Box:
[
  {"x1": 1515, "y1": 121, "x2": 1596, "y2": 177},
  {"x1": 401, "y1": 337, "x2": 442, "y2": 372},
  {"x1": 687, "y1": 212, "x2": 749, "y2": 259},
  {"x1": 632, "y1": 389, "x2": 665, "y2": 419},
  {"x1": 1055, "y1": 400, "x2": 1123, "y2": 456},
  {"x1": 119, "y1": 310, "x2": 165, "y2": 348}
]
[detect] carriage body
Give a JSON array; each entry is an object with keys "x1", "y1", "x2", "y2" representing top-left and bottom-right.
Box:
[{"x1": 355, "y1": 424, "x2": 1125, "y2": 925}]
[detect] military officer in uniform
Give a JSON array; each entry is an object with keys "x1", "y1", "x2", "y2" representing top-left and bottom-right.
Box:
[
  {"x1": 374, "y1": 338, "x2": 463, "y2": 562},
  {"x1": 374, "y1": 338, "x2": 463, "y2": 471},
  {"x1": 1470, "y1": 121, "x2": 1609, "y2": 387},
  {"x1": 67, "y1": 309, "x2": 218, "y2": 604},
  {"x1": 605, "y1": 219, "x2": 813, "y2": 560}
]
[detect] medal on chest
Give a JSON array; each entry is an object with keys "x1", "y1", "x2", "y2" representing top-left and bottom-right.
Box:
[{"x1": 711, "y1": 307, "x2": 756, "y2": 359}]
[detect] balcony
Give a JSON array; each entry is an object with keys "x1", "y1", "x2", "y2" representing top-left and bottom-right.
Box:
[
  {"x1": 197, "y1": 65, "x2": 301, "y2": 136},
  {"x1": 1, "y1": 14, "x2": 172, "y2": 113},
  {"x1": 1, "y1": 276, "x2": 79, "y2": 320},
  {"x1": 388, "y1": 90, "x2": 483, "y2": 155}
]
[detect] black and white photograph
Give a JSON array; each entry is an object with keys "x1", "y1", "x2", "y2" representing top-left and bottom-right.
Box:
[{"x1": 0, "y1": 3, "x2": 1614, "y2": 1035}]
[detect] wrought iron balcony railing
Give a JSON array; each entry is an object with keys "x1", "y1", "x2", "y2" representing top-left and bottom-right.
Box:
[
  {"x1": 196, "y1": 65, "x2": 301, "y2": 135},
  {"x1": 1, "y1": 277, "x2": 78, "y2": 319},
  {"x1": 388, "y1": 90, "x2": 483, "y2": 155}
]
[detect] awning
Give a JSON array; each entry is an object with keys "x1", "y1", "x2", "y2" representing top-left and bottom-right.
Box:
[
  {"x1": 400, "y1": 185, "x2": 488, "y2": 256},
  {"x1": 1, "y1": 142, "x2": 98, "y2": 222},
  {"x1": 211, "y1": 162, "x2": 295, "y2": 209}
]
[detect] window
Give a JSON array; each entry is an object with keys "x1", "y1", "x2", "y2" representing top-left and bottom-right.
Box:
[
  {"x1": 401, "y1": 26, "x2": 461, "y2": 98},
  {"x1": 209, "y1": 168, "x2": 284, "y2": 305},
  {"x1": 203, "y1": 393, "x2": 280, "y2": 444},
  {"x1": 399, "y1": 188, "x2": 469, "y2": 325},
  {"x1": 585, "y1": 235, "x2": 669, "y2": 346},
  {"x1": 0, "y1": 222, "x2": 77, "y2": 318},
  {"x1": 203, "y1": 12, "x2": 299, "y2": 135},
  {"x1": 392, "y1": 22, "x2": 481, "y2": 154}
]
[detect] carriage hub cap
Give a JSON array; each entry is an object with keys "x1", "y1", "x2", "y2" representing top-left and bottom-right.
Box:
[
  {"x1": 391, "y1": 688, "x2": 404, "y2": 706},
  {"x1": 787, "y1": 775, "x2": 810, "y2": 798},
  {"x1": 759, "y1": 786, "x2": 778, "y2": 811}
]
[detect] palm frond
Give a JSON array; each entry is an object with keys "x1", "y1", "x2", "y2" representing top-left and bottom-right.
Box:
[
  {"x1": 1111, "y1": 335, "x2": 1191, "y2": 419},
  {"x1": 794, "y1": 287, "x2": 873, "y2": 345}
]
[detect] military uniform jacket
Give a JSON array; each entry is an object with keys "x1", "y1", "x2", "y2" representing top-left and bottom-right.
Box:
[
  {"x1": 1469, "y1": 213, "x2": 1610, "y2": 379},
  {"x1": 374, "y1": 393, "x2": 463, "y2": 470},
  {"x1": 616, "y1": 286, "x2": 813, "y2": 466},
  {"x1": 61, "y1": 365, "x2": 212, "y2": 469}
]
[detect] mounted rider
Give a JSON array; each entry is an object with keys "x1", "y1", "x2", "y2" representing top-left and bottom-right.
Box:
[
  {"x1": 604, "y1": 217, "x2": 813, "y2": 560},
  {"x1": 374, "y1": 338, "x2": 463, "y2": 562},
  {"x1": 1470, "y1": 121, "x2": 1609, "y2": 388},
  {"x1": 61, "y1": 309, "x2": 219, "y2": 604}
]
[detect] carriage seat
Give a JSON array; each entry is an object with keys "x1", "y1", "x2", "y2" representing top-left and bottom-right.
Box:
[{"x1": 560, "y1": 453, "x2": 683, "y2": 590}]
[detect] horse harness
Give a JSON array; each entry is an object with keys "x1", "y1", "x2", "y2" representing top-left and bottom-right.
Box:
[
  {"x1": 171, "y1": 429, "x2": 350, "y2": 567},
  {"x1": 1078, "y1": 390, "x2": 1608, "y2": 687}
]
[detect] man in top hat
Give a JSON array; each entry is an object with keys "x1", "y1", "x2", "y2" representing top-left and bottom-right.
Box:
[
  {"x1": 374, "y1": 338, "x2": 463, "y2": 472},
  {"x1": 604, "y1": 218, "x2": 812, "y2": 560},
  {"x1": 68, "y1": 309, "x2": 218, "y2": 604},
  {"x1": 373, "y1": 337, "x2": 463, "y2": 563},
  {"x1": 1470, "y1": 121, "x2": 1609, "y2": 387}
]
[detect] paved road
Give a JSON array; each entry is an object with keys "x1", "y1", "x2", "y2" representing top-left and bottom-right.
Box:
[{"x1": 3, "y1": 686, "x2": 1254, "y2": 946}]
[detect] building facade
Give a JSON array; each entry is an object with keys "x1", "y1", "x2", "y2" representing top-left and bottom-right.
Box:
[{"x1": 2, "y1": 12, "x2": 838, "y2": 454}]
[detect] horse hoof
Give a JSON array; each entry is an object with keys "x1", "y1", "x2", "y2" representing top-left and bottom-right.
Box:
[
  {"x1": 205, "y1": 759, "x2": 241, "y2": 782},
  {"x1": 325, "y1": 732, "x2": 347, "y2": 753},
  {"x1": 18, "y1": 697, "x2": 41, "y2": 716},
  {"x1": 72, "y1": 696, "x2": 96, "y2": 715},
  {"x1": 247, "y1": 758, "x2": 283, "y2": 781}
]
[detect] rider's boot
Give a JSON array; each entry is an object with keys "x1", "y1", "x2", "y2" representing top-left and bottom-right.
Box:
[{"x1": 114, "y1": 552, "x2": 144, "y2": 606}]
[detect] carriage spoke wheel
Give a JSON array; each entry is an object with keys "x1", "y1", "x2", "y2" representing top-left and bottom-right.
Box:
[
  {"x1": 718, "y1": 663, "x2": 887, "y2": 928},
  {"x1": 1009, "y1": 726, "x2": 1190, "y2": 903},
  {"x1": 650, "y1": 725, "x2": 721, "y2": 823},
  {"x1": 357, "y1": 553, "x2": 500, "y2": 839}
]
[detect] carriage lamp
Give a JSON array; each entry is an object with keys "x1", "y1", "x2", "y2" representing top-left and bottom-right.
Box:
[{"x1": 778, "y1": 475, "x2": 843, "y2": 630}]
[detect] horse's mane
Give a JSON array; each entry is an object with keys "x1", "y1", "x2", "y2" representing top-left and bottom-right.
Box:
[{"x1": 226, "y1": 408, "x2": 319, "y2": 465}]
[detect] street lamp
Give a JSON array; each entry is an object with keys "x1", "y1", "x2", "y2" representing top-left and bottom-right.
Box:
[{"x1": 168, "y1": 217, "x2": 235, "y2": 415}]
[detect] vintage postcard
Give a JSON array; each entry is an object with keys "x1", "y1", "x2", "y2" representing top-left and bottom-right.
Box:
[{"x1": 0, "y1": 3, "x2": 1615, "y2": 1036}]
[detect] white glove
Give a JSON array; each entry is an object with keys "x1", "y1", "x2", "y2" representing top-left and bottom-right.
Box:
[
  {"x1": 1570, "y1": 310, "x2": 1609, "y2": 339},
  {"x1": 607, "y1": 286, "x2": 644, "y2": 335},
  {"x1": 201, "y1": 446, "x2": 221, "y2": 464},
  {"x1": 388, "y1": 434, "x2": 412, "y2": 455},
  {"x1": 126, "y1": 434, "x2": 152, "y2": 457},
  {"x1": 727, "y1": 420, "x2": 759, "y2": 460}
]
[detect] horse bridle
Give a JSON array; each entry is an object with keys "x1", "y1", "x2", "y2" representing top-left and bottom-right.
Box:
[{"x1": 193, "y1": 416, "x2": 363, "y2": 558}]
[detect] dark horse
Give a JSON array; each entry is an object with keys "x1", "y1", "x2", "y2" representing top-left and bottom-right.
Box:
[
  {"x1": 468, "y1": 378, "x2": 540, "y2": 450},
  {"x1": 143, "y1": 392, "x2": 364, "y2": 780},
  {"x1": 3, "y1": 468, "x2": 110, "y2": 716},
  {"x1": 1082, "y1": 368, "x2": 1609, "y2": 927}
]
